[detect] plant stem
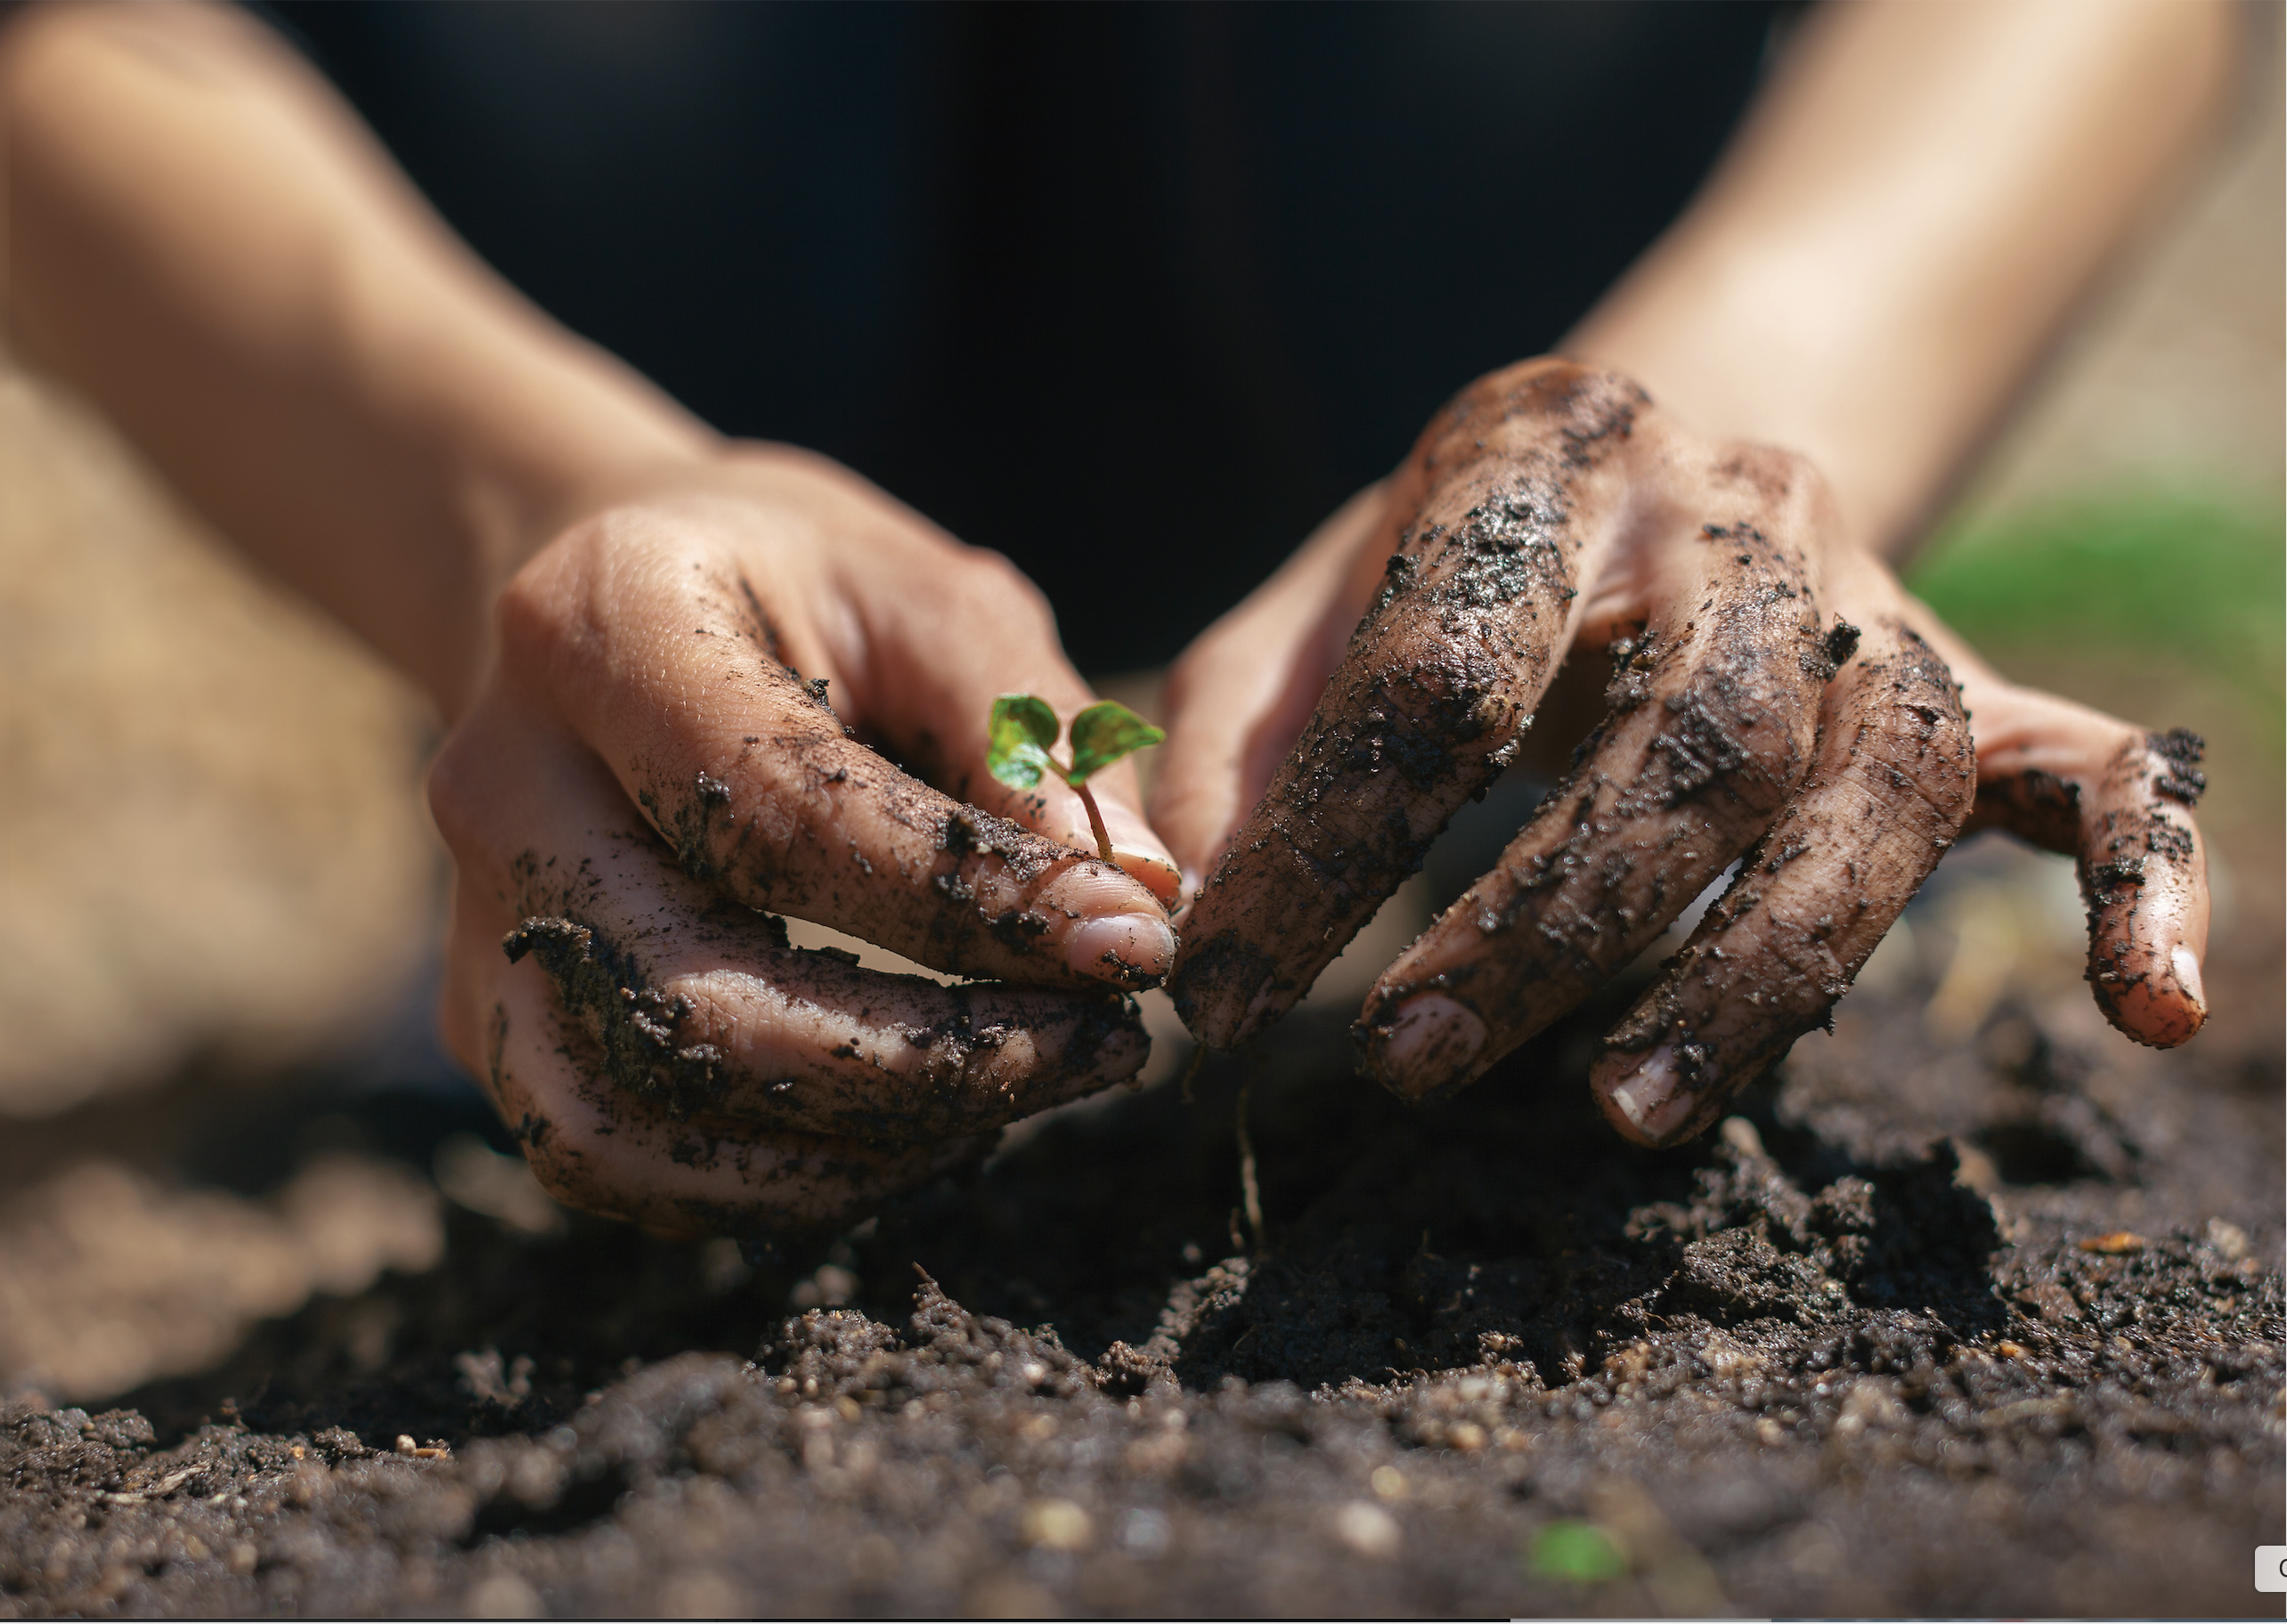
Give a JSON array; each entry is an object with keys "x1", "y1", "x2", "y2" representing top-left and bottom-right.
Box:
[
  {"x1": 1177, "y1": 1042, "x2": 1209, "y2": 1103},
  {"x1": 1073, "y1": 780, "x2": 1115, "y2": 865},
  {"x1": 1046, "y1": 751, "x2": 1117, "y2": 865},
  {"x1": 1235, "y1": 1070, "x2": 1265, "y2": 1255}
]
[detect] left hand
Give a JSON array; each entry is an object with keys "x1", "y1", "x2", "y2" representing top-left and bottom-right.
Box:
[
  {"x1": 1152, "y1": 359, "x2": 2209, "y2": 1146},
  {"x1": 429, "y1": 448, "x2": 1181, "y2": 1236}
]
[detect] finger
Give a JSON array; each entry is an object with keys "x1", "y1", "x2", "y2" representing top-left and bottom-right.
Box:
[
  {"x1": 1150, "y1": 482, "x2": 1394, "y2": 902},
  {"x1": 501, "y1": 518, "x2": 1174, "y2": 990},
  {"x1": 1170, "y1": 362, "x2": 1651, "y2": 1046},
  {"x1": 1589, "y1": 607, "x2": 1974, "y2": 1145},
  {"x1": 1354, "y1": 445, "x2": 1843, "y2": 1099},
  {"x1": 480, "y1": 962, "x2": 987, "y2": 1236},
  {"x1": 830, "y1": 538, "x2": 1183, "y2": 904},
  {"x1": 432, "y1": 702, "x2": 1152, "y2": 1143},
  {"x1": 1928, "y1": 621, "x2": 2210, "y2": 1046},
  {"x1": 501, "y1": 914, "x2": 1149, "y2": 1144}
]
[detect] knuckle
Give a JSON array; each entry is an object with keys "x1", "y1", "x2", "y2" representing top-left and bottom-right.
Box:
[
  {"x1": 488, "y1": 515, "x2": 641, "y2": 667},
  {"x1": 1463, "y1": 355, "x2": 1631, "y2": 411},
  {"x1": 424, "y1": 736, "x2": 487, "y2": 851},
  {"x1": 1871, "y1": 690, "x2": 1970, "y2": 765},
  {"x1": 1460, "y1": 355, "x2": 1582, "y2": 406},
  {"x1": 492, "y1": 566, "x2": 571, "y2": 668},
  {"x1": 1739, "y1": 442, "x2": 1819, "y2": 486},
  {"x1": 1715, "y1": 443, "x2": 1834, "y2": 527},
  {"x1": 1427, "y1": 358, "x2": 1650, "y2": 459}
]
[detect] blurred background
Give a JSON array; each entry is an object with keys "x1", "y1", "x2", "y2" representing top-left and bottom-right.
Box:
[
  {"x1": 253, "y1": 0, "x2": 1795, "y2": 672},
  {"x1": 0, "y1": 1, "x2": 2276, "y2": 1407}
]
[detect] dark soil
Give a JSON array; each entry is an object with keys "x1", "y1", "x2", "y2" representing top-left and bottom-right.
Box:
[{"x1": 1, "y1": 961, "x2": 2278, "y2": 1619}]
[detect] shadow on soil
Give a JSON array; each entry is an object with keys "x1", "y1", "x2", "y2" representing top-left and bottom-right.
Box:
[{"x1": 5, "y1": 969, "x2": 2275, "y2": 1619}]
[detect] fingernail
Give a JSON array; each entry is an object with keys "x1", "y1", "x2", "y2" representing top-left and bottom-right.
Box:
[
  {"x1": 1374, "y1": 994, "x2": 1485, "y2": 1092},
  {"x1": 1599, "y1": 1046, "x2": 1698, "y2": 1143},
  {"x1": 1100, "y1": 799, "x2": 1175, "y2": 859},
  {"x1": 1111, "y1": 847, "x2": 1184, "y2": 906},
  {"x1": 2171, "y1": 944, "x2": 2206, "y2": 1011},
  {"x1": 1065, "y1": 911, "x2": 1176, "y2": 986}
]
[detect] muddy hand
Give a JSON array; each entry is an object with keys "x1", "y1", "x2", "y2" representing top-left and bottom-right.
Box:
[
  {"x1": 431, "y1": 449, "x2": 1177, "y2": 1235},
  {"x1": 1166, "y1": 360, "x2": 1849, "y2": 1047},
  {"x1": 1156, "y1": 359, "x2": 2209, "y2": 1147},
  {"x1": 1583, "y1": 555, "x2": 2210, "y2": 1142}
]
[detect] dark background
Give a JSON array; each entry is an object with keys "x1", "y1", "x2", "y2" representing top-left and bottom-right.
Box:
[{"x1": 266, "y1": 0, "x2": 1780, "y2": 670}]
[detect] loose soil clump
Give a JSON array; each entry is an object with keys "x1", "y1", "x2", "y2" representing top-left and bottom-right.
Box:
[{"x1": 0, "y1": 972, "x2": 2277, "y2": 1618}]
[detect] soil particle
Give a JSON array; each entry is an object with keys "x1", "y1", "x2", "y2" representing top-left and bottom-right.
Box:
[
  {"x1": 1804, "y1": 616, "x2": 1862, "y2": 681},
  {"x1": 2147, "y1": 727, "x2": 2209, "y2": 807},
  {"x1": 1, "y1": 971, "x2": 2275, "y2": 1618},
  {"x1": 502, "y1": 915, "x2": 732, "y2": 1120},
  {"x1": 1973, "y1": 767, "x2": 2085, "y2": 853}
]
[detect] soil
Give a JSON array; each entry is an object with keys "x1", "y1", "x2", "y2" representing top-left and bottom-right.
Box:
[{"x1": 0, "y1": 939, "x2": 2277, "y2": 1620}]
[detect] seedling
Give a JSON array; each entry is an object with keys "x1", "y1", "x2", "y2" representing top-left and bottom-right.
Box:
[
  {"x1": 1528, "y1": 1520, "x2": 1630, "y2": 1584},
  {"x1": 986, "y1": 694, "x2": 1163, "y2": 865}
]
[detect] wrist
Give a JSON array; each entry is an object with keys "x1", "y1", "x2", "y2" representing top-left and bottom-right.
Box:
[
  {"x1": 433, "y1": 375, "x2": 725, "y2": 717},
  {"x1": 1559, "y1": 0, "x2": 2233, "y2": 564},
  {"x1": 1559, "y1": 223, "x2": 1935, "y2": 560}
]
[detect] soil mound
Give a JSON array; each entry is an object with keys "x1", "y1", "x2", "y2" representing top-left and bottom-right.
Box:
[{"x1": 1, "y1": 976, "x2": 2277, "y2": 1618}]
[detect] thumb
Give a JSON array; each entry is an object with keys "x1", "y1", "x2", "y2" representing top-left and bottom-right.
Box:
[{"x1": 842, "y1": 540, "x2": 1184, "y2": 904}]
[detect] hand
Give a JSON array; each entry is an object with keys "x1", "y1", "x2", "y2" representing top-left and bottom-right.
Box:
[
  {"x1": 428, "y1": 447, "x2": 1181, "y2": 1235},
  {"x1": 1153, "y1": 359, "x2": 2209, "y2": 1145}
]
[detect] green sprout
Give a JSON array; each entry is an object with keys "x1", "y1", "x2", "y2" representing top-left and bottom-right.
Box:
[
  {"x1": 1527, "y1": 1519, "x2": 1631, "y2": 1585},
  {"x1": 986, "y1": 694, "x2": 1164, "y2": 865}
]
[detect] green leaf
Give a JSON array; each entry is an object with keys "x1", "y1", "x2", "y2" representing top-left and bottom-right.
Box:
[
  {"x1": 992, "y1": 693, "x2": 1062, "y2": 751},
  {"x1": 987, "y1": 694, "x2": 1062, "y2": 791},
  {"x1": 1527, "y1": 1521, "x2": 1629, "y2": 1585},
  {"x1": 1066, "y1": 700, "x2": 1166, "y2": 784}
]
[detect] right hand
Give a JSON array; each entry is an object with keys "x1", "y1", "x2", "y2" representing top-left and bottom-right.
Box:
[
  {"x1": 1152, "y1": 361, "x2": 2209, "y2": 1145},
  {"x1": 427, "y1": 447, "x2": 1181, "y2": 1237}
]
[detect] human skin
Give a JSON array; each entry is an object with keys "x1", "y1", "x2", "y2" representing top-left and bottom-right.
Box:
[
  {"x1": 0, "y1": 0, "x2": 2231, "y2": 1221},
  {"x1": 0, "y1": 0, "x2": 1180, "y2": 1233},
  {"x1": 1155, "y1": 0, "x2": 2228, "y2": 1141}
]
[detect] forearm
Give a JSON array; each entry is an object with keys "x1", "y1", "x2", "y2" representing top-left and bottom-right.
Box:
[
  {"x1": 1566, "y1": 0, "x2": 2234, "y2": 560},
  {"x1": 0, "y1": 1, "x2": 717, "y2": 714}
]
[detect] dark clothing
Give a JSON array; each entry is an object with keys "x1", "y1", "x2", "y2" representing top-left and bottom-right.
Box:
[{"x1": 267, "y1": 1, "x2": 1781, "y2": 669}]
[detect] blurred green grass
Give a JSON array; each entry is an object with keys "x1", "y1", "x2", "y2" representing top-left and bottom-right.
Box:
[{"x1": 1907, "y1": 484, "x2": 2285, "y2": 747}]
